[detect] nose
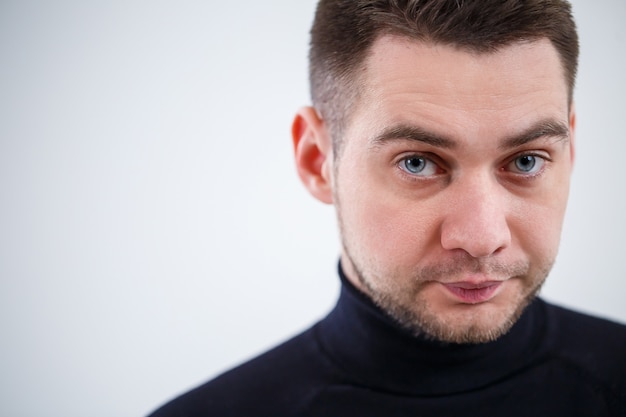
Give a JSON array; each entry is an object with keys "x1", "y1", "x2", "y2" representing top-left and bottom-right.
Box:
[{"x1": 440, "y1": 175, "x2": 511, "y2": 258}]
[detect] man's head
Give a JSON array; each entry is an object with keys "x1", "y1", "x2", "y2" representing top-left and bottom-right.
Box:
[
  {"x1": 308, "y1": 0, "x2": 578, "y2": 153},
  {"x1": 292, "y1": 0, "x2": 578, "y2": 344}
]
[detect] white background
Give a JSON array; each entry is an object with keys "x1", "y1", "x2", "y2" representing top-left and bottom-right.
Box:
[{"x1": 0, "y1": 1, "x2": 624, "y2": 416}]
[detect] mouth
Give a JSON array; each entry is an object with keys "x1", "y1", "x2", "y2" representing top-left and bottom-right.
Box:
[{"x1": 442, "y1": 281, "x2": 503, "y2": 304}]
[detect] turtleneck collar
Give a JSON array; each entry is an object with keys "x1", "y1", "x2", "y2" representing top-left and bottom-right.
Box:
[{"x1": 315, "y1": 264, "x2": 550, "y2": 396}]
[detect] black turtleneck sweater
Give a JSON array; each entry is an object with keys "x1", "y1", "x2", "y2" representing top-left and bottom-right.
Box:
[{"x1": 148, "y1": 268, "x2": 626, "y2": 416}]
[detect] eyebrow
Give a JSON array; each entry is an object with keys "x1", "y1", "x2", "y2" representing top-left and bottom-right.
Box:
[
  {"x1": 369, "y1": 119, "x2": 570, "y2": 150},
  {"x1": 370, "y1": 125, "x2": 457, "y2": 149},
  {"x1": 499, "y1": 119, "x2": 570, "y2": 150}
]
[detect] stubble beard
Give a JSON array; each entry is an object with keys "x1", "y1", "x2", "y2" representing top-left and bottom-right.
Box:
[
  {"x1": 341, "y1": 237, "x2": 553, "y2": 345},
  {"x1": 331, "y1": 163, "x2": 555, "y2": 345}
]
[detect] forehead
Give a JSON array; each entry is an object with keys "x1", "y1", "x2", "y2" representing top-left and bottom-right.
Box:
[{"x1": 344, "y1": 36, "x2": 569, "y2": 143}]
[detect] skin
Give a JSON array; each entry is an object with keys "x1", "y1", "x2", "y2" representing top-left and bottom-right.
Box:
[{"x1": 292, "y1": 36, "x2": 575, "y2": 344}]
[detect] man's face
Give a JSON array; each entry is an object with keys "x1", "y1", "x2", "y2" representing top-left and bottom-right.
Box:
[{"x1": 320, "y1": 37, "x2": 575, "y2": 344}]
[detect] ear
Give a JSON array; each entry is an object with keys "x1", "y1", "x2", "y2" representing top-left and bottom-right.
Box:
[
  {"x1": 568, "y1": 103, "x2": 576, "y2": 166},
  {"x1": 292, "y1": 107, "x2": 334, "y2": 204}
]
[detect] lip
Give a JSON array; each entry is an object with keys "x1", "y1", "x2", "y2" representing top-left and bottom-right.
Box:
[{"x1": 442, "y1": 281, "x2": 502, "y2": 304}]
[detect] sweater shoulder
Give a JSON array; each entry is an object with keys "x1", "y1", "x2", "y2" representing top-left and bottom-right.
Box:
[
  {"x1": 545, "y1": 301, "x2": 626, "y2": 357},
  {"x1": 147, "y1": 323, "x2": 338, "y2": 417},
  {"x1": 542, "y1": 301, "x2": 626, "y2": 399}
]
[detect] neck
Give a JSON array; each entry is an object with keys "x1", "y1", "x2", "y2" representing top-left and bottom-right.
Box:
[{"x1": 314, "y1": 264, "x2": 549, "y2": 396}]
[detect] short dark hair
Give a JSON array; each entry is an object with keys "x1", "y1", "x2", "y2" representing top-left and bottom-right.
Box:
[{"x1": 309, "y1": 0, "x2": 579, "y2": 150}]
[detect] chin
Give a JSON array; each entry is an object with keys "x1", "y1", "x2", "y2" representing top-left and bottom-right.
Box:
[
  {"x1": 421, "y1": 305, "x2": 527, "y2": 344},
  {"x1": 373, "y1": 280, "x2": 544, "y2": 345}
]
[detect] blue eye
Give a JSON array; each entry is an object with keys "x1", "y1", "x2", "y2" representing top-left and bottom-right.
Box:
[
  {"x1": 510, "y1": 155, "x2": 545, "y2": 174},
  {"x1": 404, "y1": 157, "x2": 426, "y2": 173},
  {"x1": 399, "y1": 156, "x2": 439, "y2": 176}
]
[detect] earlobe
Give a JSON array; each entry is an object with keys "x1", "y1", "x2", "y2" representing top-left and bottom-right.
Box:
[{"x1": 292, "y1": 107, "x2": 334, "y2": 204}]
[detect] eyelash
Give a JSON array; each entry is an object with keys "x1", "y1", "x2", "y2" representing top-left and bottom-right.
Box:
[
  {"x1": 503, "y1": 152, "x2": 551, "y2": 179},
  {"x1": 396, "y1": 153, "x2": 445, "y2": 179}
]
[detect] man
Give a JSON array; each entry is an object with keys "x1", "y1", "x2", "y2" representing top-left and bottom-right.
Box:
[{"x1": 149, "y1": 0, "x2": 626, "y2": 415}]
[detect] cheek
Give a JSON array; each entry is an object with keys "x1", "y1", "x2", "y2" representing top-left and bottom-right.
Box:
[
  {"x1": 510, "y1": 194, "x2": 568, "y2": 260},
  {"x1": 341, "y1": 188, "x2": 440, "y2": 265}
]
